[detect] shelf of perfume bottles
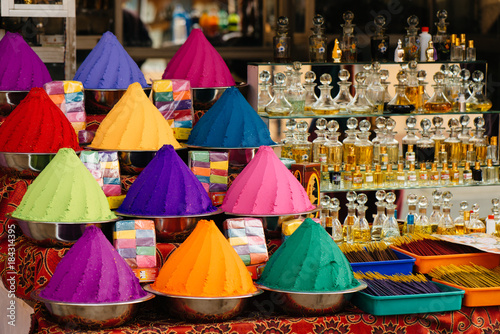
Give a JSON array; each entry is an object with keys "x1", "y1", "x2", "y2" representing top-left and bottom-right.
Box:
[
  {"x1": 248, "y1": 61, "x2": 488, "y2": 67},
  {"x1": 259, "y1": 110, "x2": 500, "y2": 119}
]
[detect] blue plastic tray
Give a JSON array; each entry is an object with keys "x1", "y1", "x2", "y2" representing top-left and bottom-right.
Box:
[
  {"x1": 349, "y1": 250, "x2": 416, "y2": 275},
  {"x1": 351, "y1": 282, "x2": 465, "y2": 316}
]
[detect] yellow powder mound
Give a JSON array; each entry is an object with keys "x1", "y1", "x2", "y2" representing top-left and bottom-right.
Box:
[
  {"x1": 90, "y1": 82, "x2": 181, "y2": 150},
  {"x1": 151, "y1": 220, "x2": 257, "y2": 297}
]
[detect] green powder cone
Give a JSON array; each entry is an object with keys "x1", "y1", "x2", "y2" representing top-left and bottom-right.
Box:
[
  {"x1": 257, "y1": 218, "x2": 360, "y2": 292},
  {"x1": 12, "y1": 148, "x2": 116, "y2": 222}
]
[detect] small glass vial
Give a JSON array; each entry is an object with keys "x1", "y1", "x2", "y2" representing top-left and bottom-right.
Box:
[
  {"x1": 416, "y1": 118, "x2": 435, "y2": 167},
  {"x1": 450, "y1": 162, "x2": 460, "y2": 184},
  {"x1": 333, "y1": 69, "x2": 353, "y2": 113},
  {"x1": 488, "y1": 136, "x2": 498, "y2": 164},
  {"x1": 384, "y1": 118, "x2": 399, "y2": 165},
  {"x1": 438, "y1": 144, "x2": 448, "y2": 169},
  {"x1": 396, "y1": 163, "x2": 406, "y2": 186},
  {"x1": 472, "y1": 161, "x2": 483, "y2": 184},
  {"x1": 353, "y1": 193, "x2": 371, "y2": 243},
  {"x1": 265, "y1": 72, "x2": 292, "y2": 116},
  {"x1": 312, "y1": 118, "x2": 328, "y2": 162},
  {"x1": 467, "y1": 143, "x2": 476, "y2": 166},
  {"x1": 343, "y1": 117, "x2": 359, "y2": 165},
  {"x1": 426, "y1": 40, "x2": 435, "y2": 61},
  {"x1": 280, "y1": 119, "x2": 297, "y2": 159},
  {"x1": 330, "y1": 164, "x2": 341, "y2": 190},
  {"x1": 311, "y1": 73, "x2": 340, "y2": 115},
  {"x1": 325, "y1": 120, "x2": 343, "y2": 167},
  {"x1": 330, "y1": 198, "x2": 344, "y2": 243},
  {"x1": 415, "y1": 196, "x2": 432, "y2": 234},
  {"x1": 374, "y1": 164, "x2": 385, "y2": 186},
  {"x1": 356, "y1": 119, "x2": 373, "y2": 167},
  {"x1": 407, "y1": 163, "x2": 417, "y2": 185},
  {"x1": 440, "y1": 163, "x2": 450, "y2": 185},
  {"x1": 352, "y1": 165, "x2": 363, "y2": 189},
  {"x1": 402, "y1": 116, "x2": 420, "y2": 159},
  {"x1": 385, "y1": 164, "x2": 396, "y2": 187},
  {"x1": 437, "y1": 191, "x2": 456, "y2": 235},
  {"x1": 466, "y1": 40, "x2": 476, "y2": 62},
  {"x1": 364, "y1": 164, "x2": 374, "y2": 188},
  {"x1": 445, "y1": 118, "x2": 462, "y2": 164},
  {"x1": 321, "y1": 164, "x2": 330, "y2": 189},
  {"x1": 371, "y1": 15, "x2": 390, "y2": 61},
  {"x1": 309, "y1": 14, "x2": 327, "y2": 62},
  {"x1": 470, "y1": 116, "x2": 487, "y2": 164},
  {"x1": 340, "y1": 11, "x2": 358, "y2": 62},
  {"x1": 463, "y1": 162, "x2": 473, "y2": 185},
  {"x1": 303, "y1": 71, "x2": 318, "y2": 114},
  {"x1": 454, "y1": 201, "x2": 468, "y2": 234},
  {"x1": 286, "y1": 62, "x2": 306, "y2": 115},
  {"x1": 371, "y1": 190, "x2": 387, "y2": 241},
  {"x1": 424, "y1": 72, "x2": 452, "y2": 112},
  {"x1": 406, "y1": 144, "x2": 416, "y2": 169},
  {"x1": 347, "y1": 72, "x2": 375, "y2": 114},
  {"x1": 291, "y1": 121, "x2": 312, "y2": 163},
  {"x1": 430, "y1": 163, "x2": 440, "y2": 184},
  {"x1": 273, "y1": 16, "x2": 291, "y2": 63},
  {"x1": 257, "y1": 70, "x2": 273, "y2": 113},
  {"x1": 485, "y1": 158, "x2": 496, "y2": 184},
  {"x1": 418, "y1": 163, "x2": 429, "y2": 185},
  {"x1": 404, "y1": 193, "x2": 418, "y2": 234},
  {"x1": 343, "y1": 164, "x2": 353, "y2": 189},
  {"x1": 343, "y1": 191, "x2": 359, "y2": 243},
  {"x1": 381, "y1": 192, "x2": 401, "y2": 241},
  {"x1": 429, "y1": 190, "x2": 443, "y2": 233},
  {"x1": 373, "y1": 116, "x2": 386, "y2": 164}
]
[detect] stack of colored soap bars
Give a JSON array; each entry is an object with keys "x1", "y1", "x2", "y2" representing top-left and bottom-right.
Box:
[
  {"x1": 152, "y1": 79, "x2": 193, "y2": 140},
  {"x1": 43, "y1": 80, "x2": 86, "y2": 132},
  {"x1": 223, "y1": 218, "x2": 268, "y2": 265},
  {"x1": 80, "y1": 151, "x2": 121, "y2": 196},
  {"x1": 189, "y1": 151, "x2": 229, "y2": 205},
  {"x1": 113, "y1": 220, "x2": 157, "y2": 280}
]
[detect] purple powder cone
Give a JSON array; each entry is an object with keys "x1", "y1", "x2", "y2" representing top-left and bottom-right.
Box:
[
  {"x1": 0, "y1": 32, "x2": 52, "y2": 91},
  {"x1": 40, "y1": 226, "x2": 146, "y2": 303},
  {"x1": 117, "y1": 145, "x2": 217, "y2": 216}
]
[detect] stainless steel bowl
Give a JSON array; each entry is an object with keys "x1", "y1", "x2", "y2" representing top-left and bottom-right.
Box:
[
  {"x1": 0, "y1": 152, "x2": 58, "y2": 178},
  {"x1": 0, "y1": 90, "x2": 29, "y2": 116},
  {"x1": 32, "y1": 289, "x2": 154, "y2": 328},
  {"x1": 116, "y1": 208, "x2": 223, "y2": 242},
  {"x1": 256, "y1": 280, "x2": 367, "y2": 316},
  {"x1": 192, "y1": 82, "x2": 247, "y2": 111},
  {"x1": 84, "y1": 88, "x2": 151, "y2": 115},
  {"x1": 13, "y1": 218, "x2": 118, "y2": 247},
  {"x1": 144, "y1": 284, "x2": 262, "y2": 322}
]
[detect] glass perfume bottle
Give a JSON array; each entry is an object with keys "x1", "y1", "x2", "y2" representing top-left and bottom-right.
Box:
[
  {"x1": 454, "y1": 200, "x2": 468, "y2": 234},
  {"x1": 385, "y1": 164, "x2": 396, "y2": 187},
  {"x1": 353, "y1": 193, "x2": 371, "y2": 243},
  {"x1": 463, "y1": 162, "x2": 473, "y2": 184},
  {"x1": 325, "y1": 120, "x2": 343, "y2": 167},
  {"x1": 459, "y1": 69, "x2": 472, "y2": 112},
  {"x1": 458, "y1": 115, "x2": 471, "y2": 165},
  {"x1": 467, "y1": 203, "x2": 486, "y2": 233},
  {"x1": 470, "y1": 116, "x2": 487, "y2": 164},
  {"x1": 451, "y1": 162, "x2": 460, "y2": 184},
  {"x1": 437, "y1": 191, "x2": 456, "y2": 235},
  {"x1": 371, "y1": 190, "x2": 387, "y2": 241},
  {"x1": 492, "y1": 199, "x2": 500, "y2": 237},
  {"x1": 415, "y1": 196, "x2": 432, "y2": 234},
  {"x1": 430, "y1": 163, "x2": 440, "y2": 184},
  {"x1": 416, "y1": 118, "x2": 435, "y2": 167},
  {"x1": 356, "y1": 119, "x2": 373, "y2": 167},
  {"x1": 418, "y1": 163, "x2": 429, "y2": 185},
  {"x1": 380, "y1": 69, "x2": 393, "y2": 109},
  {"x1": 405, "y1": 145, "x2": 416, "y2": 169},
  {"x1": 352, "y1": 165, "x2": 363, "y2": 189},
  {"x1": 364, "y1": 164, "x2": 374, "y2": 188},
  {"x1": 343, "y1": 117, "x2": 359, "y2": 166},
  {"x1": 404, "y1": 193, "x2": 418, "y2": 234},
  {"x1": 396, "y1": 163, "x2": 406, "y2": 186},
  {"x1": 472, "y1": 161, "x2": 483, "y2": 184},
  {"x1": 433, "y1": 10, "x2": 450, "y2": 61},
  {"x1": 344, "y1": 191, "x2": 358, "y2": 243},
  {"x1": 424, "y1": 72, "x2": 452, "y2": 112},
  {"x1": 407, "y1": 163, "x2": 417, "y2": 185},
  {"x1": 394, "y1": 39, "x2": 404, "y2": 62},
  {"x1": 402, "y1": 116, "x2": 420, "y2": 159},
  {"x1": 431, "y1": 116, "x2": 446, "y2": 163},
  {"x1": 273, "y1": 16, "x2": 291, "y2": 63},
  {"x1": 347, "y1": 72, "x2": 374, "y2": 114},
  {"x1": 291, "y1": 121, "x2": 312, "y2": 163},
  {"x1": 330, "y1": 198, "x2": 344, "y2": 243},
  {"x1": 488, "y1": 136, "x2": 498, "y2": 164},
  {"x1": 386, "y1": 70, "x2": 415, "y2": 113},
  {"x1": 429, "y1": 189, "x2": 443, "y2": 233},
  {"x1": 466, "y1": 40, "x2": 476, "y2": 61},
  {"x1": 320, "y1": 194, "x2": 332, "y2": 229},
  {"x1": 265, "y1": 72, "x2": 292, "y2": 116},
  {"x1": 303, "y1": 71, "x2": 318, "y2": 114},
  {"x1": 286, "y1": 61, "x2": 306, "y2": 115},
  {"x1": 311, "y1": 73, "x2": 340, "y2": 115},
  {"x1": 280, "y1": 119, "x2": 297, "y2": 159},
  {"x1": 372, "y1": 116, "x2": 386, "y2": 164},
  {"x1": 374, "y1": 163, "x2": 385, "y2": 186},
  {"x1": 257, "y1": 70, "x2": 273, "y2": 113},
  {"x1": 340, "y1": 11, "x2": 358, "y2": 62},
  {"x1": 466, "y1": 70, "x2": 492, "y2": 111},
  {"x1": 333, "y1": 69, "x2": 354, "y2": 113},
  {"x1": 440, "y1": 163, "x2": 450, "y2": 185},
  {"x1": 366, "y1": 71, "x2": 385, "y2": 113},
  {"x1": 403, "y1": 15, "x2": 420, "y2": 61},
  {"x1": 371, "y1": 15, "x2": 390, "y2": 61},
  {"x1": 405, "y1": 60, "x2": 420, "y2": 108},
  {"x1": 309, "y1": 14, "x2": 327, "y2": 62},
  {"x1": 445, "y1": 118, "x2": 461, "y2": 164},
  {"x1": 312, "y1": 118, "x2": 328, "y2": 163},
  {"x1": 332, "y1": 39, "x2": 342, "y2": 63},
  {"x1": 381, "y1": 192, "x2": 401, "y2": 242},
  {"x1": 414, "y1": 70, "x2": 430, "y2": 112},
  {"x1": 445, "y1": 64, "x2": 461, "y2": 111},
  {"x1": 384, "y1": 118, "x2": 399, "y2": 165},
  {"x1": 485, "y1": 159, "x2": 496, "y2": 184}
]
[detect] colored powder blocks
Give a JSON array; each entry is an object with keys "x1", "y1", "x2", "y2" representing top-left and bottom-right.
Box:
[
  {"x1": 80, "y1": 151, "x2": 121, "y2": 196},
  {"x1": 152, "y1": 79, "x2": 193, "y2": 140},
  {"x1": 189, "y1": 150, "x2": 229, "y2": 205},
  {"x1": 223, "y1": 218, "x2": 269, "y2": 265},
  {"x1": 43, "y1": 80, "x2": 86, "y2": 133},
  {"x1": 113, "y1": 220, "x2": 157, "y2": 275}
]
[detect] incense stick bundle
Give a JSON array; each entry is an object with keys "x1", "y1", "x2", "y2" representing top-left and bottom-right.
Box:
[
  {"x1": 339, "y1": 243, "x2": 399, "y2": 263},
  {"x1": 429, "y1": 264, "x2": 500, "y2": 288},
  {"x1": 355, "y1": 272, "x2": 441, "y2": 296},
  {"x1": 391, "y1": 234, "x2": 480, "y2": 256}
]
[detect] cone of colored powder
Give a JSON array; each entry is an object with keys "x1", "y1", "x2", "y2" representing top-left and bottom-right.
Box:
[
  {"x1": 40, "y1": 225, "x2": 147, "y2": 302},
  {"x1": 257, "y1": 218, "x2": 360, "y2": 292},
  {"x1": 0, "y1": 32, "x2": 52, "y2": 91},
  {"x1": 151, "y1": 219, "x2": 257, "y2": 297},
  {"x1": 0, "y1": 88, "x2": 80, "y2": 153},
  {"x1": 162, "y1": 29, "x2": 235, "y2": 88},
  {"x1": 221, "y1": 146, "x2": 315, "y2": 215},
  {"x1": 187, "y1": 87, "x2": 276, "y2": 148},
  {"x1": 12, "y1": 148, "x2": 116, "y2": 222},
  {"x1": 73, "y1": 31, "x2": 147, "y2": 89},
  {"x1": 90, "y1": 82, "x2": 181, "y2": 151},
  {"x1": 117, "y1": 145, "x2": 217, "y2": 216}
]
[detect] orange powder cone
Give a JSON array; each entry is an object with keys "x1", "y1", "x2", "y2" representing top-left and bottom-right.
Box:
[
  {"x1": 90, "y1": 82, "x2": 181, "y2": 151},
  {"x1": 151, "y1": 220, "x2": 257, "y2": 297}
]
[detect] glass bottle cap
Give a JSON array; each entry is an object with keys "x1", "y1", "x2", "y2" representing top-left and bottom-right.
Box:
[
  {"x1": 432, "y1": 116, "x2": 443, "y2": 127},
  {"x1": 285, "y1": 119, "x2": 297, "y2": 130},
  {"x1": 292, "y1": 61, "x2": 302, "y2": 71},
  {"x1": 417, "y1": 70, "x2": 427, "y2": 82},
  {"x1": 359, "y1": 119, "x2": 371, "y2": 132},
  {"x1": 386, "y1": 192, "x2": 396, "y2": 204},
  {"x1": 460, "y1": 69, "x2": 471, "y2": 81},
  {"x1": 408, "y1": 60, "x2": 418, "y2": 71},
  {"x1": 277, "y1": 16, "x2": 289, "y2": 28},
  {"x1": 305, "y1": 71, "x2": 316, "y2": 83},
  {"x1": 313, "y1": 14, "x2": 324, "y2": 27},
  {"x1": 492, "y1": 198, "x2": 499, "y2": 207},
  {"x1": 396, "y1": 71, "x2": 408, "y2": 85},
  {"x1": 474, "y1": 116, "x2": 485, "y2": 128},
  {"x1": 346, "y1": 190, "x2": 357, "y2": 202},
  {"x1": 472, "y1": 70, "x2": 484, "y2": 83},
  {"x1": 259, "y1": 70, "x2": 271, "y2": 83},
  {"x1": 376, "y1": 190, "x2": 387, "y2": 201},
  {"x1": 407, "y1": 15, "x2": 419, "y2": 27},
  {"x1": 357, "y1": 193, "x2": 368, "y2": 205},
  {"x1": 372, "y1": 62, "x2": 381, "y2": 72},
  {"x1": 418, "y1": 196, "x2": 428, "y2": 207},
  {"x1": 320, "y1": 73, "x2": 333, "y2": 86},
  {"x1": 347, "y1": 117, "x2": 358, "y2": 130},
  {"x1": 386, "y1": 117, "x2": 396, "y2": 131},
  {"x1": 448, "y1": 118, "x2": 459, "y2": 128},
  {"x1": 327, "y1": 120, "x2": 339, "y2": 133},
  {"x1": 374, "y1": 15, "x2": 386, "y2": 28},
  {"x1": 407, "y1": 193, "x2": 418, "y2": 205},
  {"x1": 376, "y1": 116, "x2": 387, "y2": 129},
  {"x1": 443, "y1": 191, "x2": 453, "y2": 203},
  {"x1": 433, "y1": 72, "x2": 445, "y2": 85},
  {"x1": 316, "y1": 118, "x2": 327, "y2": 131},
  {"x1": 432, "y1": 189, "x2": 443, "y2": 200},
  {"x1": 355, "y1": 72, "x2": 367, "y2": 85},
  {"x1": 421, "y1": 118, "x2": 431, "y2": 131},
  {"x1": 460, "y1": 115, "x2": 470, "y2": 127},
  {"x1": 297, "y1": 121, "x2": 309, "y2": 132},
  {"x1": 472, "y1": 203, "x2": 480, "y2": 213},
  {"x1": 331, "y1": 197, "x2": 340, "y2": 209},
  {"x1": 343, "y1": 11, "x2": 354, "y2": 24},
  {"x1": 406, "y1": 116, "x2": 417, "y2": 129},
  {"x1": 460, "y1": 201, "x2": 469, "y2": 210},
  {"x1": 274, "y1": 72, "x2": 286, "y2": 85},
  {"x1": 320, "y1": 195, "x2": 331, "y2": 207},
  {"x1": 380, "y1": 69, "x2": 389, "y2": 82},
  {"x1": 437, "y1": 9, "x2": 448, "y2": 20},
  {"x1": 450, "y1": 64, "x2": 460, "y2": 77},
  {"x1": 338, "y1": 69, "x2": 350, "y2": 81}
]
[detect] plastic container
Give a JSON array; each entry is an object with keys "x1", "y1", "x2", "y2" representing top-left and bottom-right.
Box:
[
  {"x1": 352, "y1": 282, "x2": 464, "y2": 316},
  {"x1": 432, "y1": 279, "x2": 500, "y2": 307},
  {"x1": 391, "y1": 246, "x2": 500, "y2": 273},
  {"x1": 350, "y1": 250, "x2": 416, "y2": 275},
  {"x1": 419, "y1": 27, "x2": 432, "y2": 61}
]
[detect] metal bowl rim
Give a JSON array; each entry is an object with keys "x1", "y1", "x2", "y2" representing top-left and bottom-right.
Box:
[
  {"x1": 115, "y1": 207, "x2": 223, "y2": 218},
  {"x1": 86, "y1": 146, "x2": 187, "y2": 152},
  {"x1": 190, "y1": 82, "x2": 247, "y2": 90},
  {"x1": 255, "y1": 280, "x2": 368, "y2": 295},
  {"x1": 84, "y1": 87, "x2": 151, "y2": 92},
  {"x1": 184, "y1": 144, "x2": 280, "y2": 150},
  {"x1": 224, "y1": 207, "x2": 319, "y2": 217},
  {"x1": 0, "y1": 90, "x2": 30, "y2": 93},
  {"x1": 143, "y1": 284, "x2": 263, "y2": 300},
  {"x1": 9, "y1": 216, "x2": 120, "y2": 224},
  {"x1": 31, "y1": 289, "x2": 155, "y2": 306},
  {"x1": 0, "y1": 150, "x2": 83, "y2": 155}
]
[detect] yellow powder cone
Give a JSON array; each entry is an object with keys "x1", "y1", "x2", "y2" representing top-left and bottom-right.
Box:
[
  {"x1": 90, "y1": 82, "x2": 181, "y2": 151},
  {"x1": 151, "y1": 220, "x2": 257, "y2": 297}
]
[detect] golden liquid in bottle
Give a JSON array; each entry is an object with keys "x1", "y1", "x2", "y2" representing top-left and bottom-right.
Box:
[
  {"x1": 343, "y1": 143, "x2": 356, "y2": 165},
  {"x1": 304, "y1": 106, "x2": 312, "y2": 111},
  {"x1": 312, "y1": 143, "x2": 324, "y2": 163},
  {"x1": 433, "y1": 139, "x2": 444, "y2": 161},
  {"x1": 281, "y1": 144, "x2": 294, "y2": 159},
  {"x1": 405, "y1": 86, "x2": 419, "y2": 106},
  {"x1": 437, "y1": 226, "x2": 457, "y2": 235},
  {"x1": 352, "y1": 228, "x2": 371, "y2": 243},
  {"x1": 495, "y1": 224, "x2": 500, "y2": 237},
  {"x1": 327, "y1": 146, "x2": 342, "y2": 165},
  {"x1": 356, "y1": 146, "x2": 373, "y2": 166},
  {"x1": 466, "y1": 102, "x2": 493, "y2": 112},
  {"x1": 467, "y1": 227, "x2": 486, "y2": 233},
  {"x1": 424, "y1": 102, "x2": 452, "y2": 112},
  {"x1": 431, "y1": 224, "x2": 438, "y2": 233},
  {"x1": 343, "y1": 216, "x2": 355, "y2": 241},
  {"x1": 447, "y1": 142, "x2": 461, "y2": 163},
  {"x1": 312, "y1": 107, "x2": 340, "y2": 115},
  {"x1": 414, "y1": 225, "x2": 433, "y2": 234},
  {"x1": 387, "y1": 146, "x2": 399, "y2": 164},
  {"x1": 476, "y1": 145, "x2": 487, "y2": 163},
  {"x1": 292, "y1": 148, "x2": 311, "y2": 163},
  {"x1": 460, "y1": 143, "x2": 469, "y2": 164},
  {"x1": 455, "y1": 223, "x2": 465, "y2": 235}
]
